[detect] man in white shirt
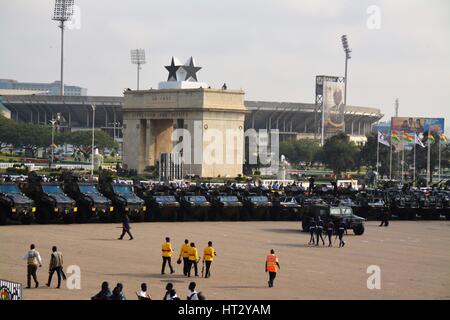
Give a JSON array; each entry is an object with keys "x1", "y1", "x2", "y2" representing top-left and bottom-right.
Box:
[
  {"x1": 187, "y1": 282, "x2": 199, "y2": 300},
  {"x1": 136, "y1": 283, "x2": 151, "y2": 300},
  {"x1": 23, "y1": 244, "x2": 42, "y2": 288}
]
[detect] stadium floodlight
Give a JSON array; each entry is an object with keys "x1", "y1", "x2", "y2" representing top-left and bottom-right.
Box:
[
  {"x1": 341, "y1": 35, "x2": 352, "y2": 105},
  {"x1": 130, "y1": 49, "x2": 146, "y2": 90},
  {"x1": 52, "y1": 0, "x2": 75, "y2": 96}
]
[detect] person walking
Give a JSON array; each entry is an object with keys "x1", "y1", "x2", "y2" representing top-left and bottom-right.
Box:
[
  {"x1": 265, "y1": 249, "x2": 280, "y2": 288},
  {"x1": 308, "y1": 220, "x2": 316, "y2": 245},
  {"x1": 23, "y1": 244, "x2": 42, "y2": 288},
  {"x1": 202, "y1": 241, "x2": 217, "y2": 278},
  {"x1": 118, "y1": 212, "x2": 133, "y2": 240},
  {"x1": 315, "y1": 218, "x2": 325, "y2": 246},
  {"x1": 187, "y1": 242, "x2": 199, "y2": 277},
  {"x1": 46, "y1": 246, "x2": 64, "y2": 288},
  {"x1": 178, "y1": 239, "x2": 190, "y2": 276},
  {"x1": 161, "y1": 237, "x2": 175, "y2": 275},
  {"x1": 379, "y1": 209, "x2": 390, "y2": 227},
  {"x1": 338, "y1": 222, "x2": 347, "y2": 248},
  {"x1": 326, "y1": 220, "x2": 335, "y2": 247}
]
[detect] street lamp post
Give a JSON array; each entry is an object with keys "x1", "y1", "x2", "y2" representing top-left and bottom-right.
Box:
[
  {"x1": 341, "y1": 35, "x2": 352, "y2": 106},
  {"x1": 130, "y1": 49, "x2": 146, "y2": 90},
  {"x1": 91, "y1": 104, "x2": 96, "y2": 177},
  {"x1": 50, "y1": 119, "x2": 57, "y2": 168}
]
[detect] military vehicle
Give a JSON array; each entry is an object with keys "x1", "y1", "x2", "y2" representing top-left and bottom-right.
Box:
[
  {"x1": 208, "y1": 193, "x2": 242, "y2": 221},
  {"x1": 21, "y1": 173, "x2": 77, "y2": 224},
  {"x1": 270, "y1": 196, "x2": 301, "y2": 220},
  {"x1": 300, "y1": 204, "x2": 366, "y2": 235},
  {"x1": 98, "y1": 171, "x2": 145, "y2": 222},
  {"x1": 61, "y1": 172, "x2": 113, "y2": 223},
  {"x1": 0, "y1": 182, "x2": 36, "y2": 225},
  {"x1": 134, "y1": 184, "x2": 180, "y2": 221},
  {"x1": 240, "y1": 193, "x2": 272, "y2": 220},
  {"x1": 178, "y1": 193, "x2": 210, "y2": 221}
]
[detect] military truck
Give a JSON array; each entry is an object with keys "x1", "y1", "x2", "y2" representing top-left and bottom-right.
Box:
[
  {"x1": 270, "y1": 195, "x2": 301, "y2": 221},
  {"x1": 178, "y1": 193, "x2": 210, "y2": 221},
  {"x1": 208, "y1": 193, "x2": 242, "y2": 221},
  {"x1": 21, "y1": 173, "x2": 77, "y2": 224},
  {"x1": 98, "y1": 171, "x2": 145, "y2": 222},
  {"x1": 240, "y1": 193, "x2": 272, "y2": 220},
  {"x1": 61, "y1": 172, "x2": 113, "y2": 223},
  {"x1": 134, "y1": 184, "x2": 180, "y2": 221},
  {"x1": 300, "y1": 204, "x2": 366, "y2": 235},
  {"x1": 0, "y1": 182, "x2": 36, "y2": 225}
]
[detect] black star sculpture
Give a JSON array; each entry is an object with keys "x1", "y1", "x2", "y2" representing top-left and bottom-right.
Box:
[
  {"x1": 165, "y1": 57, "x2": 180, "y2": 81},
  {"x1": 182, "y1": 57, "x2": 202, "y2": 81}
]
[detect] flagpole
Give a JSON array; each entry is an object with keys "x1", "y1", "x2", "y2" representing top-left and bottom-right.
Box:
[
  {"x1": 438, "y1": 138, "x2": 441, "y2": 181},
  {"x1": 401, "y1": 141, "x2": 405, "y2": 183},
  {"x1": 413, "y1": 137, "x2": 416, "y2": 187},
  {"x1": 376, "y1": 133, "x2": 380, "y2": 181},
  {"x1": 389, "y1": 131, "x2": 392, "y2": 180},
  {"x1": 427, "y1": 134, "x2": 431, "y2": 187}
]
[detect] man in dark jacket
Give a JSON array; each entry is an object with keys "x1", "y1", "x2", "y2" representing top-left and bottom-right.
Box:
[
  {"x1": 46, "y1": 246, "x2": 64, "y2": 288},
  {"x1": 118, "y1": 213, "x2": 133, "y2": 240},
  {"x1": 91, "y1": 281, "x2": 112, "y2": 300}
]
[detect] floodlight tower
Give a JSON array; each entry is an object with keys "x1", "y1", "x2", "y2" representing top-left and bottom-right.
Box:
[
  {"x1": 52, "y1": 0, "x2": 74, "y2": 96},
  {"x1": 341, "y1": 35, "x2": 352, "y2": 106},
  {"x1": 130, "y1": 49, "x2": 146, "y2": 90}
]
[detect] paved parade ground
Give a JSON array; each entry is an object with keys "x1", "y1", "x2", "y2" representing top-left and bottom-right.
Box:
[{"x1": 1, "y1": 220, "x2": 450, "y2": 300}]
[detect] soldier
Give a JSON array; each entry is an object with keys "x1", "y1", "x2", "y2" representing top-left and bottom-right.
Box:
[
  {"x1": 315, "y1": 217, "x2": 325, "y2": 246},
  {"x1": 379, "y1": 209, "x2": 390, "y2": 227},
  {"x1": 308, "y1": 220, "x2": 316, "y2": 245},
  {"x1": 23, "y1": 244, "x2": 42, "y2": 288},
  {"x1": 326, "y1": 220, "x2": 335, "y2": 247},
  {"x1": 338, "y1": 222, "x2": 347, "y2": 248},
  {"x1": 46, "y1": 246, "x2": 64, "y2": 288},
  {"x1": 265, "y1": 249, "x2": 280, "y2": 288},
  {"x1": 161, "y1": 237, "x2": 175, "y2": 275},
  {"x1": 202, "y1": 241, "x2": 217, "y2": 278},
  {"x1": 118, "y1": 212, "x2": 133, "y2": 240}
]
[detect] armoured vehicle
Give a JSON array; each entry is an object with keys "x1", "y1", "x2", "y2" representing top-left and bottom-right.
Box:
[
  {"x1": 61, "y1": 173, "x2": 113, "y2": 223},
  {"x1": 270, "y1": 196, "x2": 301, "y2": 220},
  {"x1": 134, "y1": 184, "x2": 180, "y2": 221},
  {"x1": 0, "y1": 182, "x2": 36, "y2": 225},
  {"x1": 240, "y1": 193, "x2": 272, "y2": 220},
  {"x1": 178, "y1": 193, "x2": 210, "y2": 221},
  {"x1": 98, "y1": 171, "x2": 145, "y2": 222},
  {"x1": 21, "y1": 173, "x2": 77, "y2": 224},
  {"x1": 208, "y1": 193, "x2": 242, "y2": 221}
]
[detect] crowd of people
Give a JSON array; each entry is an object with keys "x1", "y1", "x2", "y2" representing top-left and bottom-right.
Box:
[{"x1": 308, "y1": 218, "x2": 347, "y2": 248}]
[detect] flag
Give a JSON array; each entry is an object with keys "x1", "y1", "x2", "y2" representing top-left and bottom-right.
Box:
[
  {"x1": 402, "y1": 132, "x2": 414, "y2": 143},
  {"x1": 439, "y1": 133, "x2": 448, "y2": 143},
  {"x1": 428, "y1": 132, "x2": 436, "y2": 144},
  {"x1": 391, "y1": 131, "x2": 400, "y2": 142},
  {"x1": 378, "y1": 131, "x2": 390, "y2": 146},
  {"x1": 414, "y1": 134, "x2": 425, "y2": 148}
]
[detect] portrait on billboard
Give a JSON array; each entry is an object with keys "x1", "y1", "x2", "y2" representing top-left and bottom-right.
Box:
[
  {"x1": 391, "y1": 117, "x2": 444, "y2": 134},
  {"x1": 323, "y1": 81, "x2": 345, "y2": 134}
]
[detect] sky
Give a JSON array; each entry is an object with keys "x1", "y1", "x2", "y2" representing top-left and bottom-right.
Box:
[{"x1": 1, "y1": 0, "x2": 449, "y2": 125}]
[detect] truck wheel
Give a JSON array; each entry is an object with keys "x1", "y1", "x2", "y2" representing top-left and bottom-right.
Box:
[
  {"x1": 353, "y1": 224, "x2": 365, "y2": 235},
  {"x1": 0, "y1": 208, "x2": 7, "y2": 225},
  {"x1": 37, "y1": 207, "x2": 50, "y2": 224},
  {"x1": 21, "y1": 215, "x2": 32, "y2": 225}
]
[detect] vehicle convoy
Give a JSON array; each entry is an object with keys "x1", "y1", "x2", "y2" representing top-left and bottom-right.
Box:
[
  {"x1": 240, "y1": 193, "x2": 272, "y2": 220},
  {"x1": 134, "y1": 184, "x2": 180, "y2": 221},
  {"x1": 178, "y1": 192, "x2": 210, "y2": 221},
  {"x1": 300, "y1": 204, "x2": 366, "y2": 235},
  {"x1": 98, "y1": 171, "x2": 145, "y2": 222},
  {"x1": 61, "y1": 172, "x2": 113, "y2": 223},
  {"x1": 0, "y1": 182, "x2": 36, "y2": 225},
  {"x1": 20, "y1": 172, "x2": 77, "y2": 224},
  {"x1": 270, "y1": 195, "x2": 301, "y2": 221}
]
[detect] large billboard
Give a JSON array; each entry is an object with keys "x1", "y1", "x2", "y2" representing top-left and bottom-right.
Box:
[
  {"x1": 391, "y1": 117, "x2": 445, "y2": 134},
  {"x1": 323, "y1": 81, "x2": 345, "y2": 135}
]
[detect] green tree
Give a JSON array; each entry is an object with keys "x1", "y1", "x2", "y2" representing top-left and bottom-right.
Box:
[
  {"x1": 65, "y1": 130, "x2": 118, "y2": 160},
  {"x1": 15, "y1": 124, "x2": 52, "y2": 157},
  {"x1": 321, "y1": 133, "x2": 359, "y2": 177},
  {"x1": 0, "y1": 114, "x2": 18, "y2": 151},
  {"x1": 415, "y1": 133, "x2": 450, "y2": 184},
  {"x1": 279, "y1": 139, "x2": 321, "y2": 166}
]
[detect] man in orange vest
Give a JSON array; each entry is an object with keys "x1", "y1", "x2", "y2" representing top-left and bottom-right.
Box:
[
  {"x1": 187, "y1": 242, "x2": 199, "y2": 277},
  {"x1": 161, "y1": 237, "x2": 174, "y2": 275},
  {"x1": 202, "y1": 241, "x2": 217, "y2": 278},
  {"x1": 265, "y1": 249, "x2": 280, "y2": 288},
  {"x1": 178, "y1": 239, "x2": 190, "y2": 276}
]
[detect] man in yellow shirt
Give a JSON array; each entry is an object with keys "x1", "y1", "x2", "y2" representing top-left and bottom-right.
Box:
[
  {"x1": 178, "y1": 239, "x2": 190, "y2": 276},
  {"x1": 187, "y1": 242, "x2": 199, "y2": 277},
  {"x1": 202, "y1": 241, "x2": 217, "y2": 278},
  {"x1": 161, "y1": 237, "x2": 174, "y2": 275}
]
